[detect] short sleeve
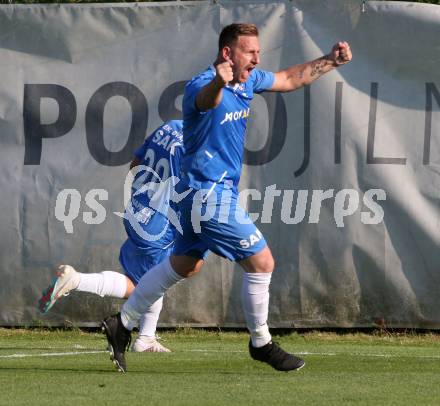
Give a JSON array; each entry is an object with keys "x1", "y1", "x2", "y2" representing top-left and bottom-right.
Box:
[
  {"x1": 183, "y1": 71, "x2": 214, "y2": 116},
  {"x1": 251, "y1": 69, "x2": 275, "y2": 94}
]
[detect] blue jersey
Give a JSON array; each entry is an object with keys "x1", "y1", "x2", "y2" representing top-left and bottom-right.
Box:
[
  {"x1": 181, "y1": 66, "x2": 274, "y2": 191},
  {"x1": 123, "y1": 120, "x2": 184, "y2": 249}
]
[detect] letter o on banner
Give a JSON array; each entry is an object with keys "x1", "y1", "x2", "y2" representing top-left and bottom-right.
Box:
[
  {"x1": 244, "y1": 92, "x2": 287, "y2": 166},
  {"x1": 86, "y1": 82, "x2": 148, "y2": 166}
]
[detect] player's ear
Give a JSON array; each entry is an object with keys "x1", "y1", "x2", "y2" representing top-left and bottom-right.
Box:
[{"x1": 222, "y1": 46, "x2": 232, "y2": 61}]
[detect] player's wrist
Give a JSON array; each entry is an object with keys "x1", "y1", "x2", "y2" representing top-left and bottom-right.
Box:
[
  {"x1": 324, "y1": 54, "x2": 339, "y2": 68},
  {"x1": 213, "y1": 75, "x2": 227, "y2": 88}
]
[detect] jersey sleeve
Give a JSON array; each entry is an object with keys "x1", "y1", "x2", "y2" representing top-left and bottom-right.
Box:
[
  {"x1": 251, "y1": 69, "x2": 275, "y2": 94},
  {"x1": 183, "y1": 74, "x2": 212, "y2": 116}
]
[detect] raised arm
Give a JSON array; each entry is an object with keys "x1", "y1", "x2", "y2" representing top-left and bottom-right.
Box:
[
  {"x1": 195, "y1": 61, "x2": 233, "y2": 112},
  {"x1": 270, "y1": 42, "x2": 352, "y2": 93}
]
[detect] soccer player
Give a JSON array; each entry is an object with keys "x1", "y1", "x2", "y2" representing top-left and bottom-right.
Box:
[
  {"x1": 38, "y1": 120, "x2": 185, "y2": 353},
  {"x1": 102, "y1": 23, "x2": 352, "y2": 372}
]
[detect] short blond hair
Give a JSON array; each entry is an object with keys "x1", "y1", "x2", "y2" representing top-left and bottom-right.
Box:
[{"x1": 218, "y1": 23, "x2": 259, "y2": 50}]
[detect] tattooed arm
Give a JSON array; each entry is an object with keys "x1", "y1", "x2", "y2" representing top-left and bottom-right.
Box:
[{"x1": 270, "y1": 42, "x2": 352, "y2": 92}]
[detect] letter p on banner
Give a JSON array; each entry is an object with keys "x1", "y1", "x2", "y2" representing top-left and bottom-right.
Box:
[
  {"x1": 334, "y1": 189, "x2": 360, "y2": 227},
  {"x1": 23, "y1": 84, "x2": 77, "y2": 165}
]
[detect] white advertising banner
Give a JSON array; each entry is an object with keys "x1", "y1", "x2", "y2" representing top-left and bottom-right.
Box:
[{"x1": 0, "y1": 0, "x2": 439, "y2": 327}]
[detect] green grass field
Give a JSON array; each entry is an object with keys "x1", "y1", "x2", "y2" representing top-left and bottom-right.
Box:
[{"x1": 0, "y1": 328, "x2": 439, "y2": 406}]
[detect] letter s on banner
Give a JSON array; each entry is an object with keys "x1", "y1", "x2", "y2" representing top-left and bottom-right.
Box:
[
  {"x1": 361, "y1": 189, "x2": 386, "y2": 225},
  {"x1": 83, "y1": 189, "x2": 108, "y2": 225}
]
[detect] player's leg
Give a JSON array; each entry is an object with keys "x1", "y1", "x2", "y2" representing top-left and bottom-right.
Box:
[
  {"x1": 196, "y1": 193, "x2": 305, "y2": 371},
  {"x1": 102, "y1": 254, "x2": 203, "y2": 371},
  {"x1": 103, "y1": 254, "x2": 186, "y2": 371},
  {"x1": 102, "y1": 194, "x2": 209, "y2": 371},
  {"x1": 191, "y1": 198, "x2": 275, "y2": 349},
  {"x1": 38, "y1": 265, "x2": 133, "y2": 313},
  {"x1": 120, "y1": 238, "x2": 174, "y2": 353},
  {"x1": 120, "y1": 255, "x2": 204, "y2": 330},
  {"x1": 238, "y1": 236, "x2": 305, "y2": 371},
  {"x1": 119, "y1": 190, "x2": 208, "y2": 331},
  {"x1": 133, "y1": 297, "x2": 170, "y2": 353},
  {"x1": 238, "y1": 247, "x2": 274, "y2": 348}
]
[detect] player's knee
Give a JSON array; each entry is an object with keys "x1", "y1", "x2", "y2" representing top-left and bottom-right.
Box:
[
  {"x1": 170, "y1": 255, "x2": 204, "y2": 278},
  {"x1": 254, "y1": 248, "x2": 275, "y2": 273},
  {"x1": 260, "y1": 252, "x2": 275, "y2": 273},
  {"x1": 240, "y1": 248, "x2": 274, "y2": 274}
]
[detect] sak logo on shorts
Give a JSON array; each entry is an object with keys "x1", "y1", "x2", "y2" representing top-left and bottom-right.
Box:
[{"x1": 239, "y1": 229, "x2": 263, "y2": 249}]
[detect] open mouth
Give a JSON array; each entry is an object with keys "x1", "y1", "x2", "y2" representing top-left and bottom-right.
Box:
[{"x1": 242, "y1": 67, "x2": 254, "y2": 78}]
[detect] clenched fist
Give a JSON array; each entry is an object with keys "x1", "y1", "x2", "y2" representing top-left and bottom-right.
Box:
[
  {"x1": 329, "y1": 41, "x2": 352, "y2": 66},
  {"x1": 215, "y1": 60, "x2": 234, "y2": 86}
]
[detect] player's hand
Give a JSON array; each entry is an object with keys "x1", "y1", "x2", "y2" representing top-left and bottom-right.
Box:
[
  {"x1": 215, "y1": 60, "x2": 234, "y2": 86},
  {"x1": 329, "y1": 41, "x2": 352, "y2": 66}
]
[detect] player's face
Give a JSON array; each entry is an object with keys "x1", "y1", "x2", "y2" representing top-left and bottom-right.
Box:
[{"x1": 229, "y1": 35, "x2": 260, "y2": 83}]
